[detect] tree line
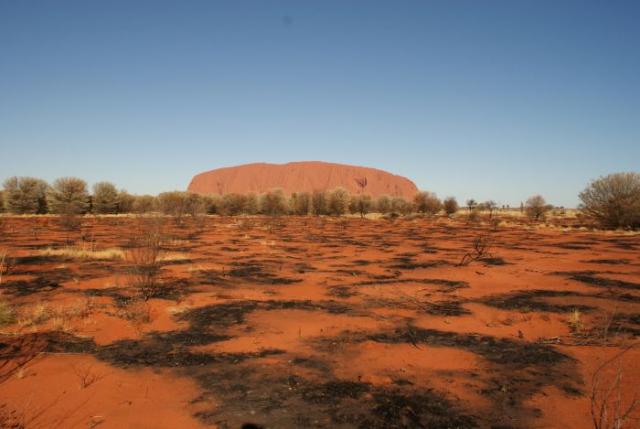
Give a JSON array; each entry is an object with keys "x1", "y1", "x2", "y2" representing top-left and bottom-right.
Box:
[{"x1": 0, "y1": 172, "x2": 638, "y2": 228}]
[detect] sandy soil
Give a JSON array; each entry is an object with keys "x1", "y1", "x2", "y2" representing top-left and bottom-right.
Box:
[{"x1": 0, "y1": 215, "x2": 639, "y2": 428}]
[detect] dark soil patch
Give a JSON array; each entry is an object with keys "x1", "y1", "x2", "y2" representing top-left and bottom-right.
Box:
[
  {"x1": 561, "y1": 272, "x2": 640, "y2": 290},
  {"x1": 482, "y1": 290, "x2": 595, "y2": 313}
]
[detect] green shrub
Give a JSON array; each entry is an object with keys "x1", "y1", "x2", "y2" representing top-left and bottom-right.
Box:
[{"x1": 579, "y1": 172, "x2": 640, "y2": 229}]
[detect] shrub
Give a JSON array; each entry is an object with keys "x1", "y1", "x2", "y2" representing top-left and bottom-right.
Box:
[
  {"x1": 117, "y1": 190, "x2": 136, "y2": 213},
  {"x1": 3, "y1": 176, "x2": 49, "y2": 214},
  {"x1": 311, "y1": 190, "x2": 328, "y2": 216},
  {"x1": 127, "y1": 218, "x2": 164, "y2": 300},
  {"x1": 376, "y1": 195, "x2": 392, "y2": 214},
  {"x1": 479, "y1": 200, "x2": 498, "y2": 218},
  {"x1": 0, "y1": 301, "x2": 14, "y2": 326},
  {"x1": 202, "y1": 195, "x2": 222, "y2": 214},
  {"x1": 47, "y1": 177, "x2": 89, "y2": 215},
  {"x1": 260, "y1": 189, "x2": 288, "y2": 216},
  {"x1": 158, "y1": 191, "x2": 188, "y2": 220},
  {"x1": 413, "y1": 191, "x2": 441, "y2": 216},
  {"x1": 244, "y1": 193, "x2": 259, "y2": 215},
  {"x1": 221, "y1": 193, "x2": 246, "y2": 216},
  {"x1": 327, "y1": 188, "x2": 350, "y2": 216},
  {"x1": 0, "y1": 190, "x2": 5, "y2": 213},
  {"x1": 92, "y1": 182, "x2": 119, "y2": 214},
  {"x1": 185, "y1": 193, "x2": 207, "y2": 217},
  {"x1": 290, "y1": 192, "x2": 311, "y2": 215},
  {"x1": 443, "y1": 197, "x2": 459, "y2": 216},
  {"x1": 579, "y1": 172, "x2": 640, "y2": 229},
  {"x1": 391, "y1": 197, "x2": 413, "y2": 215},
  {"x1": 133, "y1": 195, "x2": 158, "y2": 213},
  {"x1": 525, "y1": 195, "x2": 551, "y2": 221},
  {"x1": 349, "y1": 195, "x2": 373, "y2": 218}
]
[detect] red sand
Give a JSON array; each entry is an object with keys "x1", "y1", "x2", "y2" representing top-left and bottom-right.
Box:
[{"x1": 187, "y1": 161, "x2": 419, "y2": 198}]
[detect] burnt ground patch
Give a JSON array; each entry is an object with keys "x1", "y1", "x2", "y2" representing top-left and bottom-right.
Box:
[
  {"x1": 481, "y1": 290, "x2": 596, "y2": 313},
  {"x1": 310, "y1": 326, "x2": 580, "y2": 427},
  {"x1": 1, "y1": 277, "x2": 61, "y2": 296},
  {"x1": 387, "y1": 257, "x2": 450, "y2": 270},
  {"x1": 191, "y1": 364, "x2": 479, "y2": 429},
  {"x1": 352, "y1": 278, "x2": 469, "y2": 292},
  {"x1": 583, "y1": 259, "x2": 631, "y2": 265},
  {"x1": 555, "y1": 271, "x2": 640, "y2": 290},
  {"x1": 226, "y1": 263, "x2": 302, "y2": 285},
  {"x1": 365, "y1": 298, "x2": 470, "y2": 317}
]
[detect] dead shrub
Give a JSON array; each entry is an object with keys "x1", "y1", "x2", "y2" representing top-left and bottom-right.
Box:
[
  {"x1": 443, "y1": 197, "x2": 459, "y2": 216},
  {"x1": 458, "y1": 235, "x2": 493, "y2": 266},
  {"x1": 413, "y1": 191, "x2": 441, "y2": 216},
  {"x1": 126, "y1": 218, "x2": 164, "y2": 300}
]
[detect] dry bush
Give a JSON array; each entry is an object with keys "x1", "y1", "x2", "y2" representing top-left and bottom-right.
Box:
[
  {"x1": 47, "y1": 177, "x2": 89, "y2": 215},
  {"x1": 466, "y1": 199, "x2": 478, "y2": 212},
  {"x1": 2, "y1": 176, "x2": 48, "y2": 214},
  {"x1": 72, "y1": 364, "x2": 106, "y2": 389},
  {"x1": 311, "y1": 190, "x2": 328, "y2": 215},
  {"x1": 92, "y1": 182, "x2": 119, "y2": 214},
  {"x1": 390, "y1": 197, "x2": 413, "y2": 215},
  {"x1": 479, "y1": 200, "x2": 498, "y2": 218},
  {"x1": 349, "y1": 195, "x2": 373, "y2": 218},
  {"x1": 117, "y1": 190, "x2": 136, "y2": 213},
  {"x1": 158, "y1": 191, "x2": 188, "y2": 223},
  {"x1": 221, "y1": 193, "x2": 247, "y2": 216},
  {"x1": 413, "y1": 191, "x2": 442, "y2": 216},
  {"x1": 260, "y1": 189, "x2": 288, "y2": 216},
  {"x1": 580, "y1": 172, "x2": 640, "y2": 229},
  {"x1": 591, "y1": 344, "x2": 640, "y2": 429},
  {"x1": 328, "y1": 188, "x2": 350, "y2": 216},
  {"x1": 0, "y1": 302, "x2": 14, "y2": 327},
  {"x1": 376, "y1": 195, "x2": 392, "y2": 214},
  {"x1": 290, "y1": 192, "x2": 311, "y2": 215},
  {"x1": 133, "y1": 195, "x2": 158, "y2": 213},
  {"x1": 126, "y1": 218, "x2": 164, "y2": 300},
  {"x1": 458, "y1": 235, "x2": 493, "y2": 266},
  {"x1": 443, "y1": 197, "x2": 459, "y2": 216},
  {"x1": 525, "y1": 195, "x2": 551, "y2": 221}
]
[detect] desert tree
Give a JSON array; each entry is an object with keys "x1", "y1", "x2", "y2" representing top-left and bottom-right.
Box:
[
  {"x1": 443, "y1": 197, "x2": 459, "y2": 216},
  {"x1": 92, "y1": 182, "x2": 119, "y2": 214},
  {"x1": 328, "y1": 188, "x2": 350, "y2": 216},
  {"x1": 158, "y1": 191, "x2": 188, "y2": 221},
  {"x1": 413, "y1": 191, "x2": 442, "y2": 216},
  {"x1": 349, "y1": 195, "x2": 373, "y2": 218},
  {"x1": 466, "y1": 199, "x2": 477, "y2": 212},
  {"x1": 3, "y1": 176, "x2": 49, "y2": 214},
  {"x1": 260, "y1": 189, "x2": 288, "y2": 216},
  {"x1": 480, "y1": 200, "x2": 498, "y2": 219},
  {"x1": 221, "y1": 193, "x2": 246, "y2": 216},
  {"x1": 376, "y1": 195, "x2": 392, "y2": 214},
  {"x1": 133, "y1": 195, "x2": 157, "y2": 213},
  {"x1": 117, "y1": 190, "x2": 135, "y2": 214},
  {"x1": 525, "y1": 194, "x2": 550, "y2": 221},
  {"x1": 579, "y1": 172, "x2": 640, "y2": 229},
  {"x1": 290, "y1": 192, "x2": 311, "y2": 215},
  {"x1": 391, "y1": 197, "x2": 413, "y2": 215},
  {"x1": 47, "y1": 177, "x2": 89, "y2": 215},
  {"x1": 311, "y1": 190, "x2": 328, "y2": 216},
  {"x1": 244, "y1": 193, "x2": 259, "y2": 215}
]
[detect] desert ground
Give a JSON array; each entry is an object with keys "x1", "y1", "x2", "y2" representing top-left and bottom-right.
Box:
[{"x1": 0, "y1": 214, "x2": 639, "y2": 428}]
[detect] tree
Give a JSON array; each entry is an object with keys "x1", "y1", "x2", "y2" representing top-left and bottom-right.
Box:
[
  {"x1": 290, "y1": 192, "x2": 311, "y2": 215},
  {"x1": 221, "y1": 193, "x2": 246, "y2": 216},
  {"x1": 3, "y1": 176, "x2": 48, "y2": 214},
  {"x1": 443, "y1": 197, "x2": 459, "y2": 216},
  {"x1": 525, "y1": 195, "x2": 550, "y2": 221},
  {"x1": 158, "y1": 191, "x2": 188, "y2": 219},
  {"x1": 117, "y1": 190, "x2": 136, "y2": 213},
  {"x1": 47, "y1": 177, "x2": 89, "y2": 215},
  {"x1": 480, "y1": 200, "x2": 498, "y2": 218},
  {"x1": 579, "y1": 172, "x2": 640, "y2": 229},
  {"x1": 260, "y1": 189, "x2": 288, "y2": 216},
  {"x1": 328, "y1": 188, "x2": 350, "y2": 216},
  {"x1": 349, "y1": 195, "x2": 373, "y2": 218},
  {"x1": 92, "y1": 182, "x2": 119, "y2": 214},
  {"x1": 413, "y1": 191, "x2": 441, "y2": 216},
  {"x1": 376, "y1": 195, "x2": 392, "y2": 214},
  {"x1": 243, "y1": 193, "x2": 259, "y2": 215},
  {"x1": 311, "y1": 190, "x2": 328, "y2": 216},
  {"x1": 391, "y1": 197, "x2": 413, "y2": 215},
  {"x1": 133, "y1": 195, "x2": 157, "y2": 213},
  {"x1": 466, "y1": 199, "x2": 477, "y2": 212}
]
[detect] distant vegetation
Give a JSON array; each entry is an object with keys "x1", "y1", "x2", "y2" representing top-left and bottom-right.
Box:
[{"x1": 1, "y1": 172, "x2": 638, "y2": 229}]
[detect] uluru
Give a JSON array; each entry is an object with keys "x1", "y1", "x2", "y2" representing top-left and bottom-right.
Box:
[{"x1": 187, "y1": 161, "x2": 419, "y2": 199}]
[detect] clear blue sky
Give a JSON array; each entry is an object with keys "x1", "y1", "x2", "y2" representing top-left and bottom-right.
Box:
[{"x1": 1, "y1": 1, "x2": 638, "y2": 207}]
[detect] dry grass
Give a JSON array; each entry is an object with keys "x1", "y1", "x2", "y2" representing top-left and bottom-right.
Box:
[
  {"x1": 0, "y1": 302, "x2": 14, "y2": 326},
  {"x1": 40, "y1": 246, "x2": 124, "y2": 260}
]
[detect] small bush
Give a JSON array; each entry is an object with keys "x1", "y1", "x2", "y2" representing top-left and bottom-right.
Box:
[
  {"x1": 311, "y1": 190, "x2": 328, "y2": 215},
  {"x1": 158, "y1": 191, "x2": 188, "y2": 221},
  {"x1": 127, "y1": 218, "x2": 164, "y2": 300},
  {"x1": 413, "y1": 191, "x2": 442, "y2": 216},
  {"x1": 47, "y1": 177, "x2": 89, "y2": 215},
  {"x1": 133, "y1": 195, "x2": 158, "y2": 213},
  {"x1": 376, "y1": 195, "x2": 392, "y2": 214},
  {"x1": 327, "y1": 188, "x2": 350, "y2": 216},
  {"x1": 260, "y1": 189, "x2": 288, "y2": 216},
  {"x1": 443, "y1": 197, "x2": 459, "y2": 216},
  {"x1": 391, "y1": 197, "x2": 413, "y2": 215},
  {"x1": 579, "y1": 172, "x2": 640, "y2": 229},
  {"x1": 525, "y1": 195, "x2": 551, "y2": 221},
  {"x1": 221, "y1": 193, "x2": 247, "y2": 216},
  {"x1": 290, "y1": 192, "x2": 311, "y2": 215},
  {"x1": 479, "y1": 200, "x2": 498, "y2": 218},
  {"x1": 244, "y1": 193, "x2": 260, "y2": 215},
  {"x1": 117, "y1": 190, "x2": 136, "y2": 213},
  {"x1": 0, "y1": 301, "x2": 14, "y2": 326},
  {"x1": 349, "y1": 195, "x2": 373, "y2": 218}
]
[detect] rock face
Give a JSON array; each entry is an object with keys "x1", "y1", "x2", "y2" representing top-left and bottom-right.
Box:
[{"x1": 187, "y1": 161, "x2": 418, "y2": 198}]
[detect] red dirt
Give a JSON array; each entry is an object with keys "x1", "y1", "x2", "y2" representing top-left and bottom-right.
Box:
[
  {"x1": 187, "y1": 161, "x2": 419, "y2": 198},
  {"x1": 1, "y1": 215, "x2": 639, "y2": 428}
]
